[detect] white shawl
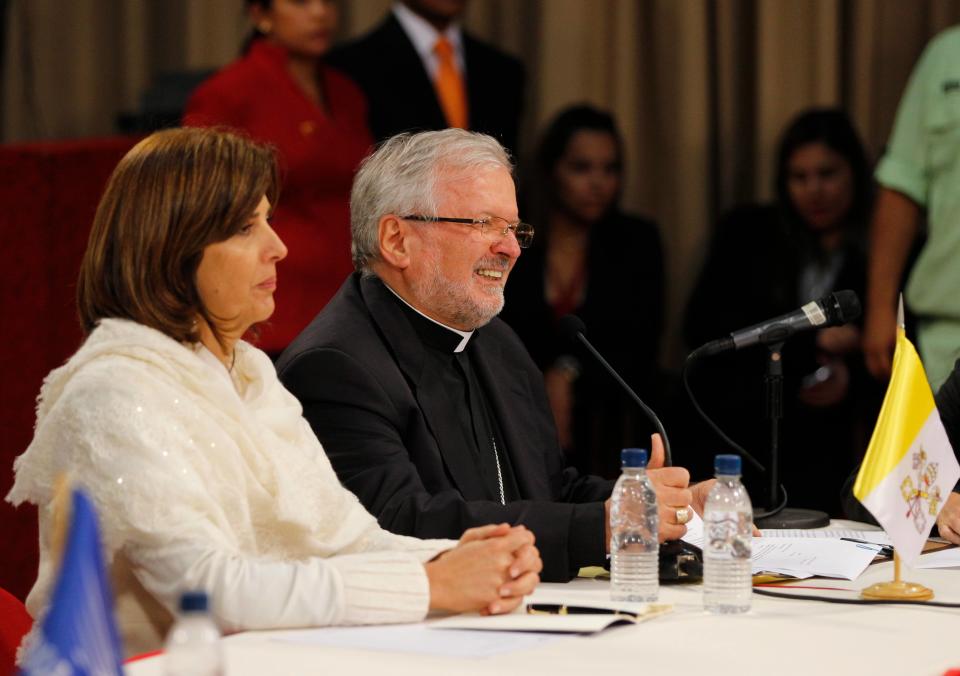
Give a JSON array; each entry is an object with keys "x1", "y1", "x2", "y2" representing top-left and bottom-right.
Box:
[{"x1": 9, "y1": 319, "x2": 451, "y2": 655}]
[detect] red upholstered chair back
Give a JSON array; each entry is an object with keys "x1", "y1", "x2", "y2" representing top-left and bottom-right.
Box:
[
  {"x1": 0, "y1": 586, "x2": 32, "y2": 674},
  {"x1": 0, "y1": 136, "x2": 139, "y2": 603}
]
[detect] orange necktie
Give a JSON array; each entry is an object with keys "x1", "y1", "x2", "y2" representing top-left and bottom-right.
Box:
[{"x1": 433, "y1": 37, "x2": 469, "y2": 129}]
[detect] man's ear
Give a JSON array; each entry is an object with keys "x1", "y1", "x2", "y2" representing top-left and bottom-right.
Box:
[{"x1": 378, "y1": 215, "x2": 411, "y2": 269}]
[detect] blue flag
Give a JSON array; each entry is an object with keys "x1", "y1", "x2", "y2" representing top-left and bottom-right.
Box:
[{"x1": 19, "y1": 488, "x2": 124, "y2": 675}]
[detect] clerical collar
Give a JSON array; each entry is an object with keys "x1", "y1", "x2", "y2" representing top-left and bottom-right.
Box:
[{"x1": 383, "y1": 281, "x2": 474, "y2": 353}]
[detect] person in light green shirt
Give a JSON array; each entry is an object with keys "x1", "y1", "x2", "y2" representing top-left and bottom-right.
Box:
[{"x1": 865, "y1": 25, "x2": 960, "y2": 391}]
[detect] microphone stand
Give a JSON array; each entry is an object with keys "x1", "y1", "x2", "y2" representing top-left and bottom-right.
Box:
[
  {"x1": 754, "y1": 342, "x2": 829, "y2": 529},
  {"x1": 765, "y1": 342, "x2": 783, "y2": 510}
]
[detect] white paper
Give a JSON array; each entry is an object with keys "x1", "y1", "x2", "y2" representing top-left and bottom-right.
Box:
[
  {"x1": 682, "y1": 512, "x2": 879, "y2": 579},
  {"x1": 760, "y1": 528, "x2": 892, "y2": 545},
  {"x1": 270, "y1": 624, "x2": 560, "y2": 659},
  {"x1": 914, "y1": 547, "x2": 960, "y2": 569},
  {"x1": 429, "y1": 604, "x2": 672, "y2": 634},
  {"x1": 750, "y1": 538, "x2": 879, "y2": 580},
  {"x1": 682, "y1": 510, "x2": 705, "y2": 548}
]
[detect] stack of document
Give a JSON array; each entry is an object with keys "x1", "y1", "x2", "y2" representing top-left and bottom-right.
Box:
[
  {"x1": 748, "y1": 538, "x2": 882, "y2": 579},
  {"x1": 683, "y1": 513, "x2": 889, "y2": 580}
]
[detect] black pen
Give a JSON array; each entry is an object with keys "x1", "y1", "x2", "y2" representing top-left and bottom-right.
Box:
[
  {"x1": 526, "y1": 603, "x2": 639, "y2": 619},
  {"x1": 839, "y1": 537, "x2": 894, "y2": 557}
]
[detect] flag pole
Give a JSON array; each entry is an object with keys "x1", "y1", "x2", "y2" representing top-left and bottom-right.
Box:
[{"x1": 51, "y1": 473, "x2": 73, "y2": 565}]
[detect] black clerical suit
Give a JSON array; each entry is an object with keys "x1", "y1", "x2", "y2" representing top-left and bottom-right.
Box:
[
  {"x1": 326, "y1": 13, "x2": 525, "y2": 155},
  {"x1": 276, "y1": 274, "x2": 613, "y2": 582}
]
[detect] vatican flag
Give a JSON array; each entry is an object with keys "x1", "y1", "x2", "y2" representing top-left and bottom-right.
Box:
[{"x1": 854, "y1": 325, "x2": 960, "y2": 565}]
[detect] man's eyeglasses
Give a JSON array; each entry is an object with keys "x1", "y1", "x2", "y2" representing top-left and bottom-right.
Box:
[{"x1": 403, "y1": 215, "x2": 535, "y2": 248}]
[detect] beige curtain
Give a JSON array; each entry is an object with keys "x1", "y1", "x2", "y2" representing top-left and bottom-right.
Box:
[
  {"x1": 5, "y1": 0, "x2": 960, "y2": 365},
  {"x1": 2, "y1": 0, "x2": 248, "y2": 140}
]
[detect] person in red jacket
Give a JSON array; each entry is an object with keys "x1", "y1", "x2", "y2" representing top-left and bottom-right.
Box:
[{"x1": 184, "y1": 0, "x2": 372, "y2": 353}]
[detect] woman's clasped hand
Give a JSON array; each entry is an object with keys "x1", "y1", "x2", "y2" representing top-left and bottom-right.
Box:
[{"x1": 426, "y1": 524, "x2": 542, "y2": 615}]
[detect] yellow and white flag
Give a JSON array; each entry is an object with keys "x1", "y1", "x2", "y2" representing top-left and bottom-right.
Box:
[{"x1": 854, "y1": 326, "x2": 959, "y2": 564}]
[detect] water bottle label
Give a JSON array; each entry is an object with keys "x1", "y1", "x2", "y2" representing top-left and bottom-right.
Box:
[{"x1": 705, "y1": 511, "x2": 752, "y2": 561}]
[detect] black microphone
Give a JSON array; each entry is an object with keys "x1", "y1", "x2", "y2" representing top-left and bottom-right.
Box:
[
  {"x1": 558, "y1": 315, "x2": 672, "y2": 466},
  {"x1": 697, "y1": 290, "x2": 861, "y2": 357}
]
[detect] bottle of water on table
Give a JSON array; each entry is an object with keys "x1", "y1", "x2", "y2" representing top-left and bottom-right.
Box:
[
  {"x1": 610, "y1": 447, "x2": 659, "y2": 602},
  {"x1": 164, "y1": 590, "x2": 224, "y2": 676},
  {"x1": 703, "y1": 454, "x2": 753, "y2": 614}
]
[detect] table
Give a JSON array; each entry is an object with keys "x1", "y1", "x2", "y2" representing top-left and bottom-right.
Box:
[{"x1": 128, "y1": 557, "x2": 960, "y2": 676}]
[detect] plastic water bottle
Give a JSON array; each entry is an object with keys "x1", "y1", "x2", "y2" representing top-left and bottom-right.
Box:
[
  {"x1": 703, "y1": 454, "x2": 753, "y2": 614},
  {"x1": 164, "y1": 591, "x2": 224, "y2": 676},
  {"x1": 609, "y1": 447, "x2": 659, "y2": 602}
]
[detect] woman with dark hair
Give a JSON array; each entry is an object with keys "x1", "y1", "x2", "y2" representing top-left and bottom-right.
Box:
[
  {"x1": 184, "y1": 0, "x2": 372, "y2": 353},
  {"x1": 684, "y1": 108, "x2": 880, "y2": 515},
  {"x1": 7, "y1": 128, "x2": 540, "y2": 658},
  {"x1": 501, "y1": 104, "x2": 664, "y2": 479}
]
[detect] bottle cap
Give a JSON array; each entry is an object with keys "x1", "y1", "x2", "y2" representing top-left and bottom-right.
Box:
[
  {"x1": 714, "y1": 454, "x2": 741, "y2": 475},
  {"x1": 179, "y1": 590, "x2": 209, "y2": 613},
  {"x1": 621, "y1": 448, "x2": 648, "y2": 468}
]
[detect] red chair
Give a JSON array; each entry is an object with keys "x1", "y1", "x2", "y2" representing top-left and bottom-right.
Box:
[
  {"x1": 0, "y1": 587, "x2": 32, "y2": 675},
  {"x1": 1, "y1": 136, "x2": 138, "y2": 603}
]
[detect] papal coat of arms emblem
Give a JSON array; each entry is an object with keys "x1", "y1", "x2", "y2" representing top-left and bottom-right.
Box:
[{"x1": 900, "y1": 448, "x2": 943, "y2": 533}]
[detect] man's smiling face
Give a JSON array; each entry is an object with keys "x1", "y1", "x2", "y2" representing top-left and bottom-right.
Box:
[{"x1": 406, "y1": 165, "x2": 522, "y2": 330}]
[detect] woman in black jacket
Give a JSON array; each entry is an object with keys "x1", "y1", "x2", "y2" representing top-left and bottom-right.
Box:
[{"x1": 502, "y1": 105, "x2": 664, "y2": 479}]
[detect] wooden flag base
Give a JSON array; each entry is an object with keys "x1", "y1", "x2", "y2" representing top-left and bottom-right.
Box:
[
  {"x1": 860, "y1": 580, "x2": 934, "y2": 600},
  {"x1": 860, "y1": 551, "x2": 934, "y2": 601}
]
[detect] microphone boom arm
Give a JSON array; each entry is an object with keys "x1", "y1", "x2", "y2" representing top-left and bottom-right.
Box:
[{"x1": 572, "y1": 334, "x2": 673, "y2": 467}]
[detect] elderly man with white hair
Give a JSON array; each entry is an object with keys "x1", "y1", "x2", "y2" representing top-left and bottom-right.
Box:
[{"x1": 277, "y1": 129, "x2": 709, "y2": 582}]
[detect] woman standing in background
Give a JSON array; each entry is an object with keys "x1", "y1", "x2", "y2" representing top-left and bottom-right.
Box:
[
  {"x1": 185, "y1": 0, "x2": 371, "y2": 353},
  {"x1": 502, "y1": 105, "x2": 665, "y2": 479}
]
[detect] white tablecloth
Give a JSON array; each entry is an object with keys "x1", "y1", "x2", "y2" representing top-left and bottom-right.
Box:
[{"x1": 128, "y1": 556, "x2": 960, "y2": 676}]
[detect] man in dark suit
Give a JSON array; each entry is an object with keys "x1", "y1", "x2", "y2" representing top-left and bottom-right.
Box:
[
  {"x1": 277, "y1": 129, "x2": 706, "y2": 582},
  {"x1": 326, "y1": 0, "x2": 524, "y2": 155}
]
